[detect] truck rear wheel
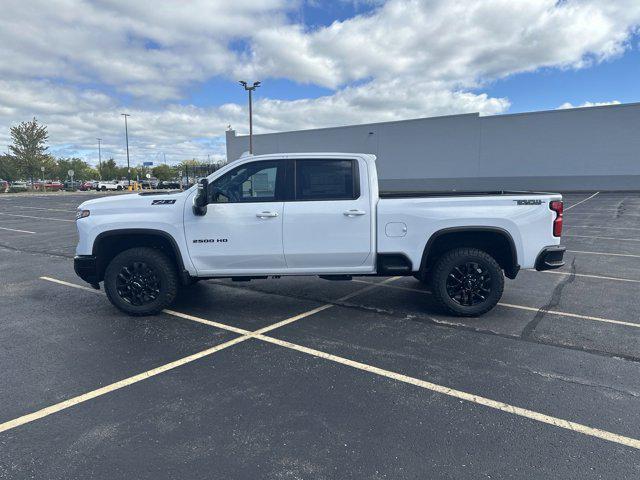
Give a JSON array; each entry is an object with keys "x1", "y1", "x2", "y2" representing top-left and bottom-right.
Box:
[
  {"x1": 430, "y1": 247, "x2": 504, "y2": 317},
  {"x1": 104, "y1": 247, "x2": 178, "y2": 316}
]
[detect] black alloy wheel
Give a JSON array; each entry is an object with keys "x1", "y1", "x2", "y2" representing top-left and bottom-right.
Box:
[
  {"x1": 104, "y1": 247, "x2": 178, "y2": 316},
  {"x1": 445, "y1": 261, "x2": 492, "y2": 306},
  {"x1": 115, "y1": 261, "x2": 161, "y2": 306},
  {"x1": 430, "y1": 247, "x2": 504, "y2": 317}
]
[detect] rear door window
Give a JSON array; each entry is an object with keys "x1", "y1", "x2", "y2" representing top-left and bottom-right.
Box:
[{"x1": 295, "y1": 159, "x2": 359, "y2": 201}]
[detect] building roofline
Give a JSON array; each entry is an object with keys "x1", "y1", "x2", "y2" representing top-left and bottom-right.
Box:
[
  {"x1": 234, "y1": 112, "x2": 479, "y2": 138},
  {"x1": 230, "y1": 101, "x2": 640, "y2": 138}
]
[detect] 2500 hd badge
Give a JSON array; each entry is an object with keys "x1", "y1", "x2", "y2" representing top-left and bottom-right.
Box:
[{"x1": 193, "y1": 238, "x2": 228, "y2": 243}]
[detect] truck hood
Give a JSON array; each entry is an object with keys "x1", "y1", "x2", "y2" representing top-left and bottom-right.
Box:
[{"x1": 79, "y1": 191, "x2": 186, "y2": 210}]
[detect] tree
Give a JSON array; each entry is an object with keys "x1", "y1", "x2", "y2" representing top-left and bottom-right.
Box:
[
  {"x1": 56, "y1": 157, "x2": 98, "y2": 181},
  {"x1": 98, "y1": 158, "x2": 118, "y2": 180},
  {"x1": 0, "y1": 154, "x2": 20, "y2": 182},
  {"x1": 9, "y1": 118, "x2": 50, "y2": 182},
  {"x1": 152, "y1": 164, "x2": 175, "y2": 181}
]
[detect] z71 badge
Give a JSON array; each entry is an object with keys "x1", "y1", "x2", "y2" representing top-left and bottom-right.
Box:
[
  {"x1": 514, "y1": 199, "x2": 543, "y2": 205},
  {"x1": 151, "y1": 199, "x2": 176, "y2": 205}
]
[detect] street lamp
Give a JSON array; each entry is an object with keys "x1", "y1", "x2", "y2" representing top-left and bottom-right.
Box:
[
  {"x1": 121, "y1": 113, "x2": 131, "y2": 186},
  {"x1": 96, "y1": 138, "x2": 102, "y2": 180},
  {"x1": 238, "y1": 81, "x2": 260, "y2": 154}
]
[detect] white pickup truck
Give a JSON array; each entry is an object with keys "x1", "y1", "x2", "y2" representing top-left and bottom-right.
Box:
[{"x1": 74, "y1": 153, "x2": 565, "y2": 317}]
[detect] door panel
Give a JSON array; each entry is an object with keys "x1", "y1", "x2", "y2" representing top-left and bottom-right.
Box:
[
  {"x1": 283, "y1": 158, "x2": 372, "y2": 270},
  {"x1": 186, "y1": 201, "x2": 285, "y2": 272},
  {"x1": 184, "y1": 159, "x2": 286, "y2": 274}
]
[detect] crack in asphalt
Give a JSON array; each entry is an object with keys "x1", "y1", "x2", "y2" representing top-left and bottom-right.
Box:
[
  {"x1": 209, "y1": 278, "x2": 640, "y2": 365},
  {"x1": 527, "y1": 369, "x2": 640, "y2": 399},
  {"x1": 520, "y1": 257, "x2": 577, "y2": 340},
  {"x1": 615, "y1": 199, "x2": 626, "y2": 219}
]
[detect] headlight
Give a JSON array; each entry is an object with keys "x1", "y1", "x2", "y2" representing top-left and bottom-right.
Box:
[{"x1": 76, "y1": 209, "x2": 90, "y2": 220}]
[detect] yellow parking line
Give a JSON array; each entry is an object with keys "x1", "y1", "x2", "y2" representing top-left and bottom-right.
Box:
[
  {"x1": 351, "y1": 280, "x2": 640, "y2": 329},
  {"x1": 564, "y1": 192, "x2": 599, "y2": 210},
  {"x1": 538, "y1": 270, "x2": 640, "y2": 284},
  {"x1": 7, "y1": 205, "x2": 76, "y2": 213},
  {"x1": 0, "y1": 212, "x2": 74, "y2": 222},
  {"x1": 567, "y1": 225, "x2": 640, "y2": 231},
  {"x1": 254, "y1": 334, "x2": 640, "y2": 450},
  {"x1": 0, "y1": 226, "x2": 35, "y2": 234},
  {"x1": 14, "y1": 275, "x2": 640, "y2": 451},
  {"x1": 564, "y1": 234, "x2": 640, "y2": 242},
  {"x1": 568, "y1": 249, "x2": 640, "y2": 259},
  {"x1": 0, "y1": 336, "x2": 250, "y2": 434},
  {"x1": 2, "y1": 276, "x2": 397, "y2": 433}
]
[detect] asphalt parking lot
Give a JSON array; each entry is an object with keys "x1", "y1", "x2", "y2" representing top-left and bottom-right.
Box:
[{"x1": 1, "y1": 190, "x2": 640, "y2": 478}]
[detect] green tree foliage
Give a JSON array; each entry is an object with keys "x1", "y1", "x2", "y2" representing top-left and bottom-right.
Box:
[
  {"x1": 9, "y1": 118, "x2": 50, "y2": 182},
  {"x1": 97, "y1": 158, "x2": 118, "y2": 180},
  {"x1": 152, "y1": 164, "x2": 175, "y2": 181},
  {"x1": 56, "y1": 157, "x2": 98, "y2": 181},
  {"x1": 0, "y1": 154, "x2": 20, "y2": 181}
]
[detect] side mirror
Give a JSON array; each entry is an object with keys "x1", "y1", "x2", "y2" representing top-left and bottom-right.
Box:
[{"x1": 193, "y1": 178, "x2": 209, "y2": 216}]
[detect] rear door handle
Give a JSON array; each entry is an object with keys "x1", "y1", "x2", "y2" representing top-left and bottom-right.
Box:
[
  {"x1": 256, "y1": 211, "x2": 279, "y2": 218},
  {"x1": 343, "y1": 209, "x2": 366, "y2": 217}
]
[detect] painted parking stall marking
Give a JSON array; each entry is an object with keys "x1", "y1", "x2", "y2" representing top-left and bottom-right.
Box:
[
  {"x1": 3, "y1": 275, "x2": 640, "y2": 452},
  {"x1": 567, "y1": 250, "x2": 640, "y2": 259},
  {"x1": 352, "y1": 279, "x2": 640, "y2": 329},
  {"x1": 0, "y1": 212, "x2": 75, "y2": 222},
  {"x1": 0, "y1": 276, "x2": 397, "y2": 433},
  {"x1": 0, "y1": 226, "x2": 35, "y2": 234},
  {"x1": 564, "y1": 192, "x2": 599, "y2": 210}
]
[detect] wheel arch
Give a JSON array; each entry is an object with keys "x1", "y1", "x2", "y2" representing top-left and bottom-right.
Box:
[
  {"x1": 419, "y1": 227, "x2": 520, "y2": 279},
  {"x1": 92, "y1": 229, "x2": 189, "y2": 283}
]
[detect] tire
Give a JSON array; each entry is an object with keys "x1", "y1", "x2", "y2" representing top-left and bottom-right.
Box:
[
  {"x1": 100, "y1": 186, "x2": 106, "y2": 191},
  {"x1": 104, "y1": 247, "x2": 178, "y2": 316},
  {"x1": 430, "y1": 247, "x2": 504, "y2": 317},
  {"x1": 116, "y1": 185, "x2": 123, "y2": 191}
]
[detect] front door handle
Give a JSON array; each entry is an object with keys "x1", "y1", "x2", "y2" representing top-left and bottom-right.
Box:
[
  {"x1": 343, "y1": 209, "x2": 366, "y2": 217},
  {"x1": 256, "y1": 211, "x2": 279, "y2": 218}
]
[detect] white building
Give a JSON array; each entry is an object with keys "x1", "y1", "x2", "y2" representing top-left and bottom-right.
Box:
[{"x1": 226, "y1": 102, "x2": 640, "y2": 191}]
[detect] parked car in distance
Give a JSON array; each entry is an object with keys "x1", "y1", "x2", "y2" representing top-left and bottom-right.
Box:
[
  {"x1": 33, "y1": 180, "x2": 64, "y2": 191},
  {"x1": 79, "y1": 181, "x2": 94, "y2": 191},
  {"x1": 141, "y1": 178, "x2": 159, "y2": 189},
  {"x1": 157, "y1": 180, "x2": 181, "y2": 190},
  {"x1": 96, "y1": 180, "x2": 124, "y2": 191},
  {"x1": 10, "y1": 181, "x2": 29, "y2": 191}
]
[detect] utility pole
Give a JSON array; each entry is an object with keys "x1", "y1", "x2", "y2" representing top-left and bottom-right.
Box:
[
  {"x1": 238, "y1": 81, "x2": 260, "y2": 154},
  {"x1": 121, "y1": 113, "x2": 131, "y2": 186},
  {"x1": 96, "y1": 138, "x2": 102, "y2": 180}
]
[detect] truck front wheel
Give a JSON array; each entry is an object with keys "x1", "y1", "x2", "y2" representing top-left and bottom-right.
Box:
[
  {"x1": 430, "y1": 247, "x2": 504, "y2": 317},
  {"x1": 104, "y1": 247, "x2": 178, "y2": 316}
]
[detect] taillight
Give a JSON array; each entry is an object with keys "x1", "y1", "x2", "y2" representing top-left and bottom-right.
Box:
[{"x1": 550, "y1": 200, "x2": 563, "y2": 237}]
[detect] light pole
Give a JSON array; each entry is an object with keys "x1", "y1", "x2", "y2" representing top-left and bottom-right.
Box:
[
  {"x1": 239, "y1": 81, "x2": 260, "y2": 154},
  {"x1": 121, "y1": 113, "x2": 131, "y2": 186},
  {"x1": 96, "y1": 138, "x2": 102, "y2": 180}
]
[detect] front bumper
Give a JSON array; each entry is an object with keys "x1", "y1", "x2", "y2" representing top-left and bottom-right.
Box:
[
  {"x1": 535, "y1": 245, "x2": 566, "y2": 271},
  {"x1": 74, "y1": 255, "x2": 100, "y2": 287}
]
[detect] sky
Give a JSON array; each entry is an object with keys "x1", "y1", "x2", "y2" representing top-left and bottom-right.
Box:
[{"x1": 0, "y1": 0, "x2": 638, "y2": 167}]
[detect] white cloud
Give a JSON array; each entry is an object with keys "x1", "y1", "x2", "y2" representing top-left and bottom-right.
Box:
[
  {"x1": 0, "y1": 0, "x2": 639, "y2": 164},
  {"x1": 557, "y1": 100, "x2": 622, "y2": 109}
]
